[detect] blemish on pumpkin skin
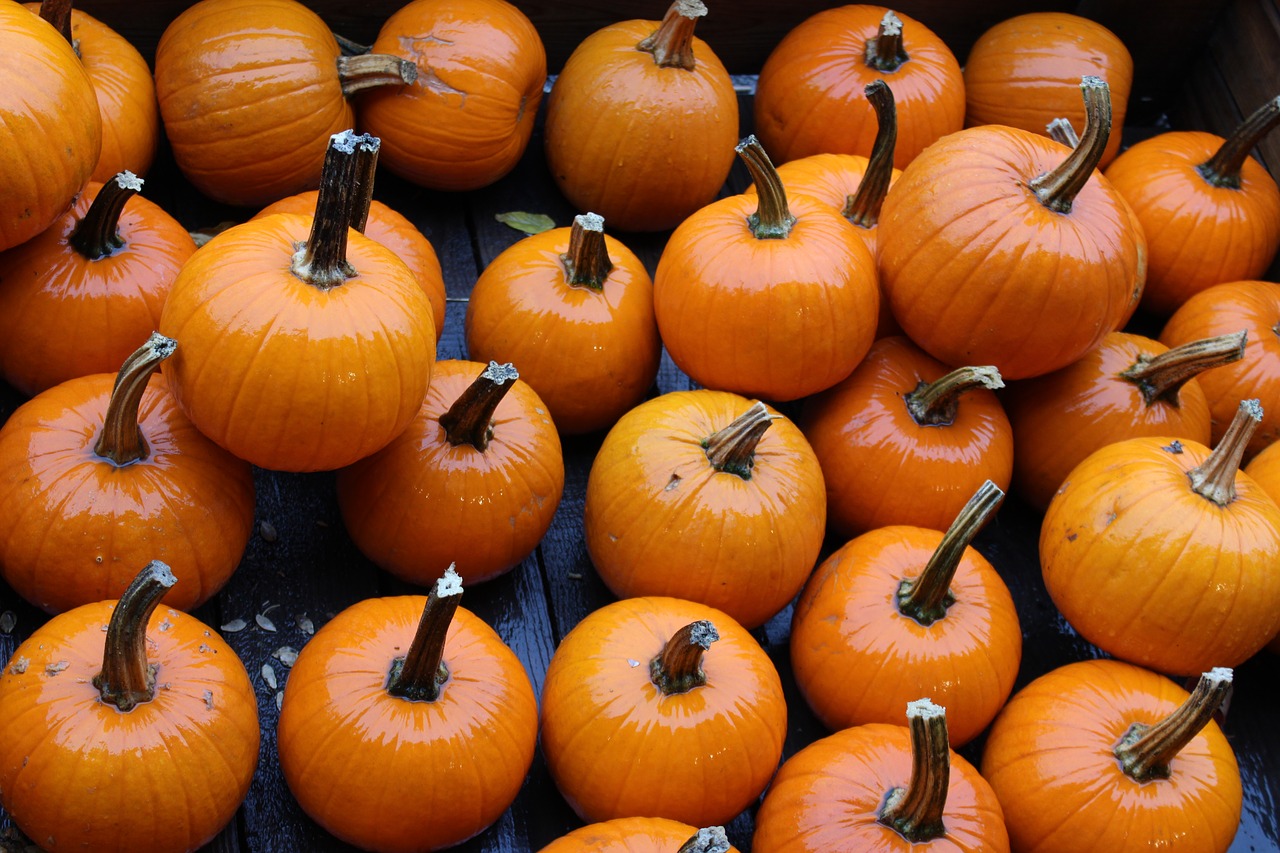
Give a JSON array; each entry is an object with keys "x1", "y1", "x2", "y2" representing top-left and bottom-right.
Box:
[
  {"x1": 1103, "y1": 511, "x2": 1117, "y2": 527},
  {"x1": 1066, "y1": 532, "x2": 1078, "y2": 542},
  {"x1": 664, "y1": 473, "x2": 682, "y2": 491}
]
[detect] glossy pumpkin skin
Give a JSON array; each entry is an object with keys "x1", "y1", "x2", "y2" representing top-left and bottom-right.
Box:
[
  {"x1": 878, "y1": 126, "x2": 1146, "y2": 380},
  {"x1": 754, "y1": 723, "x2": 1010, "y2": 852},
  {"x1": 0, "y1": 2, "x2": 101, "y2": 252},
  {"x1": 0, "y1": 181, "x2": 197, "y2": 396},
  {"x1": 1160, "y1": 281, "x2": 1280, "y2": 457},
  {"x1": 337, "y1": 359, "x2": 564, "y2": 587},
  {"x1": 799, "y1": 337, "x2": 1013, "y2": 537},
  {"x1": 277, "y1": 595, "x2": 539, "y2": 853},
  {"x1": 754, "y1": 5, "x2": 964, "y2": 169},
  {"x1": 539, "y1": 817, "x2": 741, "y2": 853},
  {"x1": 981, "y1": 659, "x2": 1241, "y2": 853},
  {"x1": 543, "y1": 17, "x2": 737, "y2": 232},
  {"x1": 154, "y1": 0, "x2": 355, "y2": 207},
  {"x1": 0, "y1": 600, "x2": 260, "y2": 852},
  {"x1": 584, "y1": 390, "x2": 826, "y2": 629},
  {"x1": 359, "y1": 0, "x2": 546, "y2": 192},
  {"x1": 540, "y1": 596, "x2": 787, "y2": 827},
  {"x1": 964, "y1": 13, "x2": 1132, "y2": 168},
  {"x1": 1041, "y1": 436, "x2": 1280, "y2": 674},
  {"x1": 158, "y1": 213, "x2": 436, "y2": 472},
  {"x1": 465, "y1": 225, "x2": 660, "y2": 434},
  {"x1": 1005, "y1": 332, "x2": 1214, "y2": 510}
]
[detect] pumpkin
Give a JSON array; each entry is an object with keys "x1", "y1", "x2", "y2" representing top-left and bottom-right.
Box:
[
  {"x1": 337, "y1": 359, "x2": 564, "y2": 587},
  {"x1": 1104, "y1": 94, "x2": 1280, "y2": 315},
  {"x1": 1005, "y1": 330, "x2": 1244, "y2": 510},
  {"x1": 1041, "y1": 399, "x2": 1280, "y2": 674},
  {"x1": 539, "y1": 820, "x2": 737, "y2": 853},
  {"x1": 155, "y1": 0, "x2": 416, "y2": 207},
  {"x1": 982, "y1": 661, "x2": 1241, "y2": 853},
  {"x1": 159, "y1": 131, "x2": 436, "y2": 472},
  {"x1": 543, "y1": 0, "x2": 737, "y2": 232},
  {"x1": 0, "y1": 333, "x2": 255, "y2": 614},
  {"x1": 0, "y1": 172, "x2": 196, "y2": 395},
  {"x1": 799, "y1": 336, "x2": 1012, "y2": 537},
  {"x1": 0, "y1": 560, "x2": 260, "y2": 852},
  {"x1": 540, "y1": 596, "x2": 787, "y2": 827},
  {"x1": 465, "y1": 213, "x2": 661, "y2": 434},
  {"x1": 277, "y1": 567, "x2": 539, "y2": 853},
  {"x1": 358, "y1": 0, "x2": 546, "y2": 192},
  {"x1": 584, "y1": 391, "x2": 826, "y2": 629},
  {"x1": 753, "y1": 699, "x2": 1010, "y2": 852},
  {"x1": 0, "y1": 0, "x2": 100, "y2": 252},
  {"x1": 964, "y1": 12, "x2": 1133, "y2": 168},
  {"x1": 653, "y1": 136, "x2": 879, "y2": 401},
  {"x1": 754, "y1": 5, "x2": 964, "y2": 169},
  {"x1": 878, "y1": 76, "x2": 1146, "y2": 380}
]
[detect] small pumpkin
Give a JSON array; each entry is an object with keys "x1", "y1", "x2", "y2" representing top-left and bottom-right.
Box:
[{"x1": 539, "y1": 820, "x2": 737, "y2": 853}]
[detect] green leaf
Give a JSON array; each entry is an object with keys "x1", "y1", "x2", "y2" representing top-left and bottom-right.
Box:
[{"x1": 495, "y1": 211, "x2": 555, "y2": 235}]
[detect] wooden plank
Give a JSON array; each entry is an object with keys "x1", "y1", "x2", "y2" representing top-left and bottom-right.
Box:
[{"x1": 1204, "y1": 0, "x2": 1280, "y2": 173}]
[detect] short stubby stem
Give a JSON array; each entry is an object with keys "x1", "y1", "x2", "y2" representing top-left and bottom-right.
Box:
[
  {"x1": 386, "y1": 566, "x2": 464, "y2": 702},
  {"x1": 1187, "y1": 399, "x2": 1263, "y2": 506},
  {"x1": 864, "y1": 9, "x2": 909, "y2": 72},
  {"x1": 703, "y1": 401, "x2": 776, "y2": 480},
  {"x1": 636, "y1": 0, "x2": 707, "y2": 71},
  {"x1": 438, "y1": 361, "x2": 519, "y2": 452},
  {"x1": 678, "y1": 827, "x2": 730, "y2": 853},
  {"x1": 69, "y1": 171, "x2": 143, "y2": 261},
  {"x1": 337, "y1": 53, "x2": 418, "y2": 97},
  {"x1": 904, "y1": 365, "x2": 1003, "y2": 427},
  {"x1": 650, "y1": 620, "x2": 718, "y2": 695},
  {"x1": 560, "y1": 213, "x2": 613, "y2": 289}
]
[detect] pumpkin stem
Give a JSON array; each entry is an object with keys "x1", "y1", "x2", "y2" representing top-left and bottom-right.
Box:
[
  {"x1": 897, "y1": 481, "x2": 1004, "y2": 625},
  {"x1": 68, "y1": 171, "x2": 143, "y2": 261},
  {"x1": 1028, "y1": 77, "x2": 1112, "y2": 214},
  {"x1": 636, "y1": 0, "x2": 706, "y2": 71},
  {"x1": 1114, "y1": 667, "x2": 1233, "y2": 782},
  {"x1": 93, "y1": 332, "x2": 177, "y2": 466},
  {"x1": 865, "y1": 9, "x2": 909, "y2": 72},
  {"x1": 93, "y1": 560, "x2": 176, "y2": 712},
  {"x1": 1197, "y1": 95, "x2": 1280, "y2": 189},
  {"x1": 904, "y1": 365, "x2": 1004, "y2": 427},
  {"x1": 739, "y1": 136, "x2": 797, "y2": 239},
  {"x1": 38, "y1": 0, "x2": 74, "y2": 48},
  {"x1": 843, "y1": 81, "x2": 898, "y2": 229},
  {"x1": 332, "y1": 32, "x2": 371, "y2": 56},
  {"x1": 1119, "y1": 331, "x2": 1247, "y2": 407},
  {"x1": 349, "y1": 134, "x2": 379, "y2": 234},
  {"x1": 386, "y1": 566, "x2": 463, "y2": 702},
  {"x1": 291, "y1": 130, "x2": 377, "y2": 290},
  {"x1": 560, "y1": 213, "x2": 614, "y2": 290},
  {"x1": 650, "y1": 620, "x2": 718, "y2": 695},
  {"x1": 1187, "y1": 399, "x2": 1263, "y2": 506},
  {"x1": 336, "y1": 52, "x2": 418, "y2": 97},
  {"x1": 878, "y1": 698, "x2": 950, "y2": 842},
  {"x1": 1046, "y1": 117, "x2": 1080, "y2": 148},
  {"x1": 703, "y1": 401, "x2": 776, "y2": 480},
  {"x1": 438, "y1": 361, "x2": 520, "y2": 452},
  {"x1": 677, "y1": 827, "x2": 731, "y2": 853}
]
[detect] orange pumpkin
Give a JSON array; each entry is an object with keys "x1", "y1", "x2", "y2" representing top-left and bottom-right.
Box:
[
  {"x1": 982, "y1": 661, "x2": 1241, "y2": 853},
  {"x1": 0, "y1": 172, "x2": 196, "y2": 395},
  {"x1": 465, "y1": 213, "x2": 661, "y2": 434},
  {"x1": 539, "y1": 820, "x2": 738, "y2": 853},
  {"x1": 754, "y1": 5, "x2": 964, "y2": 169},
  {"x1": 543, "y1": 0, "x2": 737, "y2": 232},
  {"x1": 0, "y1": 561, "x2": 260, "y2": 852},
  {"x1": 1041, "y1": 400, "x2": 1280, "y2": 674},
  {"x1": 0, "y1": 333, "x2": 255, "y2": 614},
  {"x1": 358, "y1": 0, "x2": 546, "y2": 192},
  {"x1": 753, "y1": 699, "x2": 1010, "y2": 852},
  {"x1": 540, "y1": 596, "x2": 786, "y2": 827},
  {"x1": 277, "y1": 567, "x2": 539, "y2": 853},
  {"x1": 584, "y1": 391, "x2": 826, "y2": 629},
  {"x1": 878, "y1": 76, "x2": 1146, "y2": 380},
  {"x1": 337, "y1": 359, "x2": 564, "y2": 587}
]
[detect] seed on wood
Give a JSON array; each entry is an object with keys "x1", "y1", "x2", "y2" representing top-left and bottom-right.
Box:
[
  {"x1": 0, "y1": 611, "x2": 15, "y2": 633},
  {"x1": 274, "y1": 647, "x2": 299, "y2": 667},
  {"x1": 259, "y1": 520, "x2": 278, "y2": 542},
  {"x1": 255, "y1": 613, "x2": 277, "y2": 632},
  {"x1": 297, "y1": 614, "x2": 315, "y2": 635},
  {"x1": 262, "y1": 663, "x2": 278, "y2": 690},
  {"x1": 221, "y1": 619, "x2": 247, "y2": 633}
]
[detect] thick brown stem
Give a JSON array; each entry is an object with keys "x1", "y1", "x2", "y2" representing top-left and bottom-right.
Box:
[
  {"x1": 560, "y1": 213, "x2": 613, "y2": 290},
  {"x1": 1187, "y1": 399, "x2": 1262, "y2": 506},
  {"x1": 38, "y1": 0, "x2": 74, "y2": 47},
  {"x1": 438, "y1": 362, "x2": 519, "y2": 452},
  {"x1": 349, "y1": 135, "x2": 378, "y2": 234},
  {"x1": 1198, "y1": 95, "x2": 1280, "y2": 189},
  {"x1": 844, "y1": 81, "x2": 897, "y2": 229},
  {"x1": 636, "y1": 0, "x2": 706, "y2": 71},
  {"x1": 650, "y1": 620, "x2": 718, "y2": 695},
  {"x1": 704, "y1": 401, "x2": 776, "y2": 480},
  {"x1": 864, "y1": 9, "x2": 909, "y2": 72},
  {"x1": 1047, "y1": 117, "x2": 1080, "y2": 148},
  {"x1": 878, "y1": 698, "x2": 950, "y2": 842},
  {"x1": 905, "y1": 365, "x2": 1003, "y2": 427},
  {"x1": 1028, "y1": 77, "x2": 1112, "y2": 214},
  {"x1": 738, "y1": 136, "x2": 796, "y2": 239},
  {"x1": 386, "y1": 566, "x2": 463, "y2": 702},
  {"x1": 1120, "y1": 331, "x2": 1247, "y2": 406},
  {"x1": 69, "y1": 171, "x2": 142, "y2": 261},
  {"x1": 337, "y1": 53, "x2": 418, "y2": 97},
  {"x1": 290, "y1": 131, "x2": 378, "y2": 290},
  {"x1": 93, "y1": 561, "x2": 176, "y2": 712},
  {"x1": 1115, "y1": 668, "x2": 1233, "y2": 781},
  {"x1": 898, "y1": 481, "x2": 1004, "y2": 625},
  {"x1": 678, "y1": 827, "x2": 730, "y2": 853},
  {"x1": 93, "y1": 332, "x2": 177, "y2": 466}
]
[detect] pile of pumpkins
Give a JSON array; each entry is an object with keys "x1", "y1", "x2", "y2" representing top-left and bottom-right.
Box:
[{"x1": 1, "y1": 0, "x2": 1279, "y2": 850}]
